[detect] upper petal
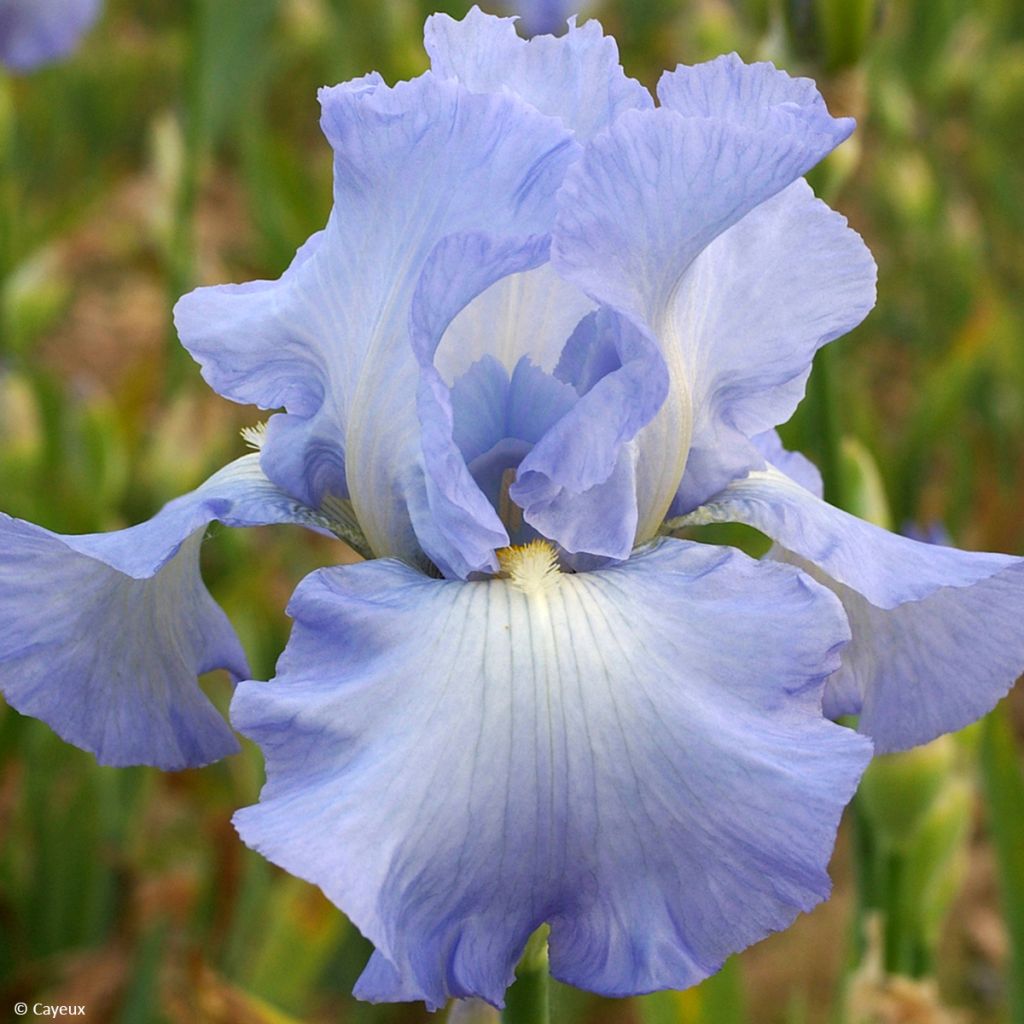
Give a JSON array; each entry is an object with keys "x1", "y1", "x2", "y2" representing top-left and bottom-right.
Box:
[
  {"x1": 175, "y1": 72, "x2": 579, "y2": 564},
  {"x1": 233, "y1": 538, "x2": 868, "y2": 1007},
  {"x1": 0, "y1": 456, "x2": 321, "y2": 769},
  {"x1": 425, "y1": 7, "x2": 651, "y2": 141},
  {"x1": 552, "y1": 73, "x2": 855, "y2": 536},
  {"x1": 680, "y1": 466, "x2": 1024, "y2": 751},
  {"x1": 656, "y1": 52, "x2": 852, "y2": 140},
  {"x1": 667, "y1": 180, "x2": 876, "y2": 513}
]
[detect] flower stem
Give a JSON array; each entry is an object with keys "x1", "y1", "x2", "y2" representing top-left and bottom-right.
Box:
[
  {"x1": 503, "y1": 965, "x2": 550, "y2": 1024},
  {"x1": 503, "y1": 930, "x2": 551, "y2": 1024}
]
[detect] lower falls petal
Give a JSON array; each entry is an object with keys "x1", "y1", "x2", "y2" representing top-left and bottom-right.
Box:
[
  {"x1": 681, "y1": 465, "x2": 1024, "y2": 752},
  {"x1": 231, "y1": 537, "x2": 870, "y2": 1008},
  {"x1": 0, "y1": 455, "x2": 326, "y2": 769}
]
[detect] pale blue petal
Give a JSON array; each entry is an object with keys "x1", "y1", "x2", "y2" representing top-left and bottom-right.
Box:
[
  {"x1": 176, "y1": 73, "x2": 578, "y2": 565},
  {"x1": 450, "y1": 356, "x2": 578, "y2": 467},
  {"x1": 411, "y1": 232, "x2": 554, "y2": 577},
  {"x1": 752, "y1": 430, "x2": 823, "y2": 498},
  {"x1": 553, "y1": 65, "x2": 859, "y2": 535},
  {"x1": 656, "y1": 52, "x2": 852, "y2": 142},
  {"x1": 517, "y1": 444, "x2": 640, "y2": 559},
  {"x1": 684, "y1": 467, "x2": 1024, "y2": 750},
  {"x1": 0, "y1": 0, "x2": 100, "y2": 71},
  {"x1": 0, "y1": 456, "x2": 320, "y2": 768},
  {"x1": 450, "y1": 356, "x2": 514, "y2": 464},
  {"x1": 827, "y1": 567, "x2": 1024, "y2": 752},
  {"x1": 232, "y1": 539, "x2": 869, "y2": 1007},
  {"x1": 433, "y1": 265, "x2": 595, "y2": 385},
  {"x1": 510, "y1": 308, "x2": 667, "y2": 558},
  {"x1": 505, "y1": 357, "x2": 579, "y2": 444},
  {"x1": 426, "y1": 7, "x2": 650, "y2": 140},
  {"x1": 683, "y1": 467, "x2": 1012, "y2": 607},
  {"x1": 668, "y1": 181, "x2": 875, "y2": 512}
]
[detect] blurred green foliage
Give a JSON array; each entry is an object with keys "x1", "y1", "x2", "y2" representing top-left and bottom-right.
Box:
[{"x1": 1, "y1": 0, "x2": 1023, "y2": 1021}]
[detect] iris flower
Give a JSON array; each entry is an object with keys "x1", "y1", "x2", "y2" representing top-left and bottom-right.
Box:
[
  {"x1": 2, "y1": 7, "x2": 1023, "y2": 1008},
  {"x1": 0, "y1": 0, "x2": 101, "y2": 71},
  {"x1": 496, "y1": 0, "x2": 587, "y2": 37}
]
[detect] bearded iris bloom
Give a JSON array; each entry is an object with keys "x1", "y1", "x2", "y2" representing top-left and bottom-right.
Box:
[
  {"x1": 0, "y1": 0, "x2": 101, "y2": 71},
  {"x1": 2, "y1": 6, "x2": 1024, "y2": 1008}
]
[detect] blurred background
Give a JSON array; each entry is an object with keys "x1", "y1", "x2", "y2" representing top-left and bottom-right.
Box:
[{"x1": 1, "y1": 0, "x2": 1023, "y2": 1021}]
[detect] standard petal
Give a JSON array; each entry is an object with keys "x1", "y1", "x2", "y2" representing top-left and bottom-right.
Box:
[
  {"x1": 0, "y1": 456, "x2": 322, "y2": 769},
  {"x1": 176, "y1": 73, "x2": 578, "y2": 565},
  {"x1": 232, "y1": 539, "x2": 869, "y2": 1007},
  {"x1": 0, "y1": 0, "x2": 100, "y2": 71},
  {"x1": 425, "y1": 7, "x2": 651, "y2": 140},
  {"x1": 413, "y1": 230, "x2": 667, "y2": 566},
  {"x1": 656, "y1": 52, "x2": 852, "y2": 140},
  {"x1": 668, "y1": 181, "x2": 876, "y2": 512},
  {"x1": 552, "y1": 67, "x2": 858, "y2": 535},
  {"x1": 433, "y1": 262, "x2": 596, "y2": 385},
  {"x1": 680, "y1": 466, "x2": 1024, "y2": 751}
]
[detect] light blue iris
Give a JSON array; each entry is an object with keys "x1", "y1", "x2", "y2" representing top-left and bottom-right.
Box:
[
  {"x1": 3, "y1": 6, "x2": 1023, "y2": 1008},
  {"x1": 0, "y1": 0, "x2": 100, "y2": 71}
]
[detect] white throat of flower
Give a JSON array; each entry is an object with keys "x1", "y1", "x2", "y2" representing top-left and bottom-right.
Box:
[{"x1": 497, "y1": 539, "x2": 562, "y2": 596}]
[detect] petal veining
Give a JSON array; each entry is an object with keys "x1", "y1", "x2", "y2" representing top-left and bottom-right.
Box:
[
  {"x1": 656, "y1": 52, "x2": 852, "y2": 140},
  {"x1": 233, "y1": 538, "x2": 869, "y2": 1007}
]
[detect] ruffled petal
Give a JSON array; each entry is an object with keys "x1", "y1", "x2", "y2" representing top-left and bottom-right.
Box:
[
  {"x1": 413, "y1": 229, "x2": 668, "y2": 566},
  {"x1": 656, "y1": 52, "x2": 852, "y2": 140},
  {"x1": 232, "y1": 538, "x2": 869, "y2": 1007},
  {"x1": 0, "y1": 0, "x2": 100, "y2": 71},
  {"x1": 553, "y1": 62, "x2": 857, "y2": 536},
  {"x1": 425, "y1": 7, "x2": 651, "y2": 141},
  {"x1": 176, "y1": 72, "x2": 578, "y2": 565},
  {"x1": 0, "y1": 456, "x2": 321, "y2": 769},
  {"x1": 680, "y1": 466, "x2": 1024, "y2": 751}
]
